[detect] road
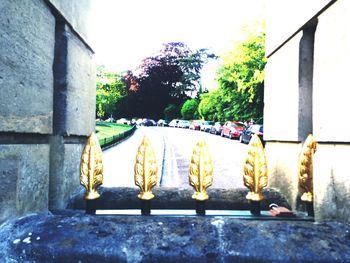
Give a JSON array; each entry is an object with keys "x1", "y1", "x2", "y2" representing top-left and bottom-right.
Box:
[{"x1": 102, "y1": 126, "x2": 249, "y2": 189}]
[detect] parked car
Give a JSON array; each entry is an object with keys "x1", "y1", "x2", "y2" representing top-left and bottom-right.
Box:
[
  {"x1": 105, "y1": 117, "x2": 115, "y2": 122},
  {"x1": 189, "y1": 120, "x2": 202, "y2": 130},
  {"x1": 210, "y1": 122, "x2": 223, "y2": 135},
  {"x1": 135, "y1": 118, "x2": 144, "y2": 126},
  {"x1": 201, "y1": 121, "x2": 215, "y2": 132},
  {"x1": 221, "y1": 121, "x2": 246, "y2": 139},
  {"x1": 169, "y1": 119, "x2": 179, "y2": 127},
  {"x1": 116, "y1": 118, "x2": 131, "y2": 125},
  {"x1": 240, "y1": 124, "x2": 264, "y2": 144},
  {"x1": 142, "y1": 119, "x2": 156, "y2": 126},
  {"x1": 157, "y1": 119, "x2": 169, "y2": 127},
  {"x1": 178, "y1": 120, "x2": 190, "y2": 128}
]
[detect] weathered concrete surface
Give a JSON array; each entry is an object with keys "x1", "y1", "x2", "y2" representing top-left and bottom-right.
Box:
[
  {"x1": 0, "y1": 145, "x2": 50, "y2": 224},
  {"x1": 0, "y1": 0, "x2": 55, "y2": 134},
  {"x1": 314, "y1": 144, "x2": 350, "y2": 223},
  {"x1": 65, "y1": 26, "x2": 95, "y2": 136},
  {"x1": 265, "y1": 142, "x2": 302, "y2": 211},
  {"x1": 264, "y1": 32, "x2": 302, "y2": 142},
  {"x1": 48, "y1": 0, "x2": 93, "y2": 45},
  {"x1": 52, "y1": 23, "x2": 95, "y2": 137},
  {"x1": 67, "y1": 187, "x2": 291, "y2": 211},
  {"x1": 265, "y1": 0, "x2": 350, "y2": 223},
  {"x1": 0, "y1": 211, "x2": 349, "y2": 262},
  {"x1": 313, "y1": 0, "x2": 350, "y2": 142},
  {"x1": 0, "y1": 0, "x2": 96, "y2": 224},
  {"x1": 49, "y1": 139, "x2": 84, "y2": 209}
]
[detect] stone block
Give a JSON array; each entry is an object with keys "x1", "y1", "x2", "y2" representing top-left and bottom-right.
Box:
[
  {"x1": 264, "y1": 32, "x2": 302, "y2": 141},
  {"x1": 0, "y1": 144, "x2": 50, "y2": 224},
  {"x1": 313, "y1": 0, "x2": 350, "y2": 142},
  {"x1": 1, "y1": 212, "x2": 350, "y2": 262},
  {"x1": 48, "y1": 0, "x2": 93, "y2": 45},
  {"x1": 49, "y1": 137, "x2": 84, "y2": 209},
  {"x1": 265, "y1": 142, "x2": 302, "y2": 210},
  {"x1": 65, "y1": 27, "x2": 95, "y2": 136},
  {"x1": 314, "y1": 143, "x2": 350, "y2": 223},
  {"x1": 0, "y1": 0, "x2": 54, "y2": 134}
]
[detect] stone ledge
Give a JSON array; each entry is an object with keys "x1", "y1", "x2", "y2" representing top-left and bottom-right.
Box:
[{"x1": 0, "y1": 211, "x2": 349, "y2": 262}]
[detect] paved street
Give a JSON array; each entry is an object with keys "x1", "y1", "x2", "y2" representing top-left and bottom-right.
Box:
[{"x1": 102, "y1": 126, "x2": 249, "y2": 189}]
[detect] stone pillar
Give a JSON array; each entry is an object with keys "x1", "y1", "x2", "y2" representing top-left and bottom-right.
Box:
[
  {"x1": 264, "y1": 18, "x2": 317, "y2": 211},
  {"x1": 264, "y1": 32, "x2": 303, "y2": 210},
  {"x1": 49, "y1": 16, "x2": 95, "y2": 209},
  {"x1": 265, "y1": 0, "x2": 350, "y2": 223},
  {"x1": 312, "y1": 0, "x2": 350, "y2": 223},
  {"x1": 0, "y1": 0, "x2": 95, "y2": 223}
]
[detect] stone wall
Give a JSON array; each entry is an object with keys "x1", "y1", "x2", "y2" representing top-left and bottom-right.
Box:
[
  {"x1": 265, "y1": 0, "x2": 350, "y2": 222},
  {"x1": 0, "y1": 0, "x2": 95, "y2": 223}
]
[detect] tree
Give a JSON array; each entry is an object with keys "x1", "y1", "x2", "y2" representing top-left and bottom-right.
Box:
[
  {"x1": 164, "y1": 104, "x2": 179, "y2": 120},
  {"x1": 96, "y1": 66, "x2": 127, "y2": 119},
  {"x1": 181, "y1": 99, "x2": 199, "y2": 120},
  {"x1": 96, "y1": 103, "x2": 104, "y2": 119},
  {"x1": 197, "y1": 89, "x2": 226, "y2": 121},
  {"x1": 124, "y1": 42, "x2": 215, "y2": 119},
  {"x1": 216, "y1": 29, "x2": 266, "y2": 123}
]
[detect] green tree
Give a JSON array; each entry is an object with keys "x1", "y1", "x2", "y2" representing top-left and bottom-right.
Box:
[
  {"x1": 181, "y1": 99, "x2": 199, "y2": 120},
  {"x1": 164, "y1": 104, "x2": 179, "y2": 120},
  {"x1": 96, "y1": 66, "x2": 127, "y2": 118},
  {"x1": 96, "y1": 103, "x2": 105, "y2": 119},
  {"x1": 197, "y1": 89, "x2": 223, "y2": 121},
  {"x1": 216, "y1": 28, "x2": 266, "y2": 123}
]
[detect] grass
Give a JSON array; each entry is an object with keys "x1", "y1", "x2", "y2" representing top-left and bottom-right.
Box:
[{"x1": 96, "y1": 122, "x2": 134, "y2": 147}]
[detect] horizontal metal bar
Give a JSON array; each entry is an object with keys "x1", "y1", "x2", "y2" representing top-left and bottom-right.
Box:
[{"x1": 95, "y1": 209, "x2": 314, "y2": 221}]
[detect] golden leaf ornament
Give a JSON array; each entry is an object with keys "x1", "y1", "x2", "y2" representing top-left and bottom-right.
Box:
[
  {"x1": 298, "y1": 134, "x2": 317, "y2": 202},
  {"x1": 80, "y1": 132, "x2": 104, "y2": 200},
  {"x1": 134, "y1": 136, "x2": 158, "y2": 200},
  {"x1": 243, "y1": 134, "x2": 268, "y2": 201},
  {"x1": 189, "y1": 140, "x2": 213, "y2": 201}
]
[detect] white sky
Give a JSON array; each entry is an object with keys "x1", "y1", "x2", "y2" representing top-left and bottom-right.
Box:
[{"x1": 90, "y1": 0, "x2": 265, "y2": 89}]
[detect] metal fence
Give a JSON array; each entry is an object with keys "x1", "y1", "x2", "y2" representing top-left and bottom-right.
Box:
[
  {"x1": 98, "y1": 125, "x2": 136, "y2": 150},
  {"x1": 80, "y1": 133, "x2": 316, "y2": 219}
]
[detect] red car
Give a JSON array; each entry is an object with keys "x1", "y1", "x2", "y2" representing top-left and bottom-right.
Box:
[
  {"x1": 221, "y1": 121, "x2": 246, "y2": 139},
  {"x1": 189, "y1": 120, "x2": 202, "y2": 130}
]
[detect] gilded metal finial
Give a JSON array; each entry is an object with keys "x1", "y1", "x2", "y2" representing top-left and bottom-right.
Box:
[
  {"x1": 243, "y1": 134, "x2": 268, "y2": 201},
  {"x1": 134, "y1": 136, "x2": 158, "y2": 200},
  {"x1": 189, "y1": 140, "x2": 213, "y2": 201},
  {"x1": 80, "y1": 132, "x2": 104, "y2": 200},
  {"x1": 298, "y1": 134, "x2": 317, "y2": 202}
]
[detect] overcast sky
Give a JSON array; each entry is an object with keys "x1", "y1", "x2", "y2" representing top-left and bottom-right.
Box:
[{"x1": 90, "y1": 0, "x2": 265, "y2": 89}]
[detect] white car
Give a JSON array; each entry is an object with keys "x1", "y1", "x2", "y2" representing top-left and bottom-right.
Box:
[
  {"x1": 116, "y1": 118, "x2": 131, "y2": 125},
  {"x1": 169, "y1": 119, "x2": 179, "y2": 127},
  {"x1": 178, "y1": 120, "x2": 190, "y2": 128}
]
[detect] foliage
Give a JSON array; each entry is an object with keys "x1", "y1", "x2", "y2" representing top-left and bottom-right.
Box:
[
  {"x1": 124, "y1": 42, "x2": 215, "y2": 119},
  {"x1": 96, "y1": 66, "x2": 127, "y2": 119},
  {"x1": 198, "y1": 89, "x2": 222, "y2": 121},
  {"x1": 197, "y1": 28, "x2": 266, "y2": 123},
  {"x1": 94, "y1": 30, "x2": 265, "y2": 123},
  {"x1": 164, "y1": 104, "x2": 179, "y2": 120},
  {"x1": 216, "y1": 30, "x2": 266, "y2": 123},
  {"x1": 97, "y1": 103, "x2": 105, "y2": 119},
  {"x1": 181, "y1": 99, "x2": 199, "y2": 120}
]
